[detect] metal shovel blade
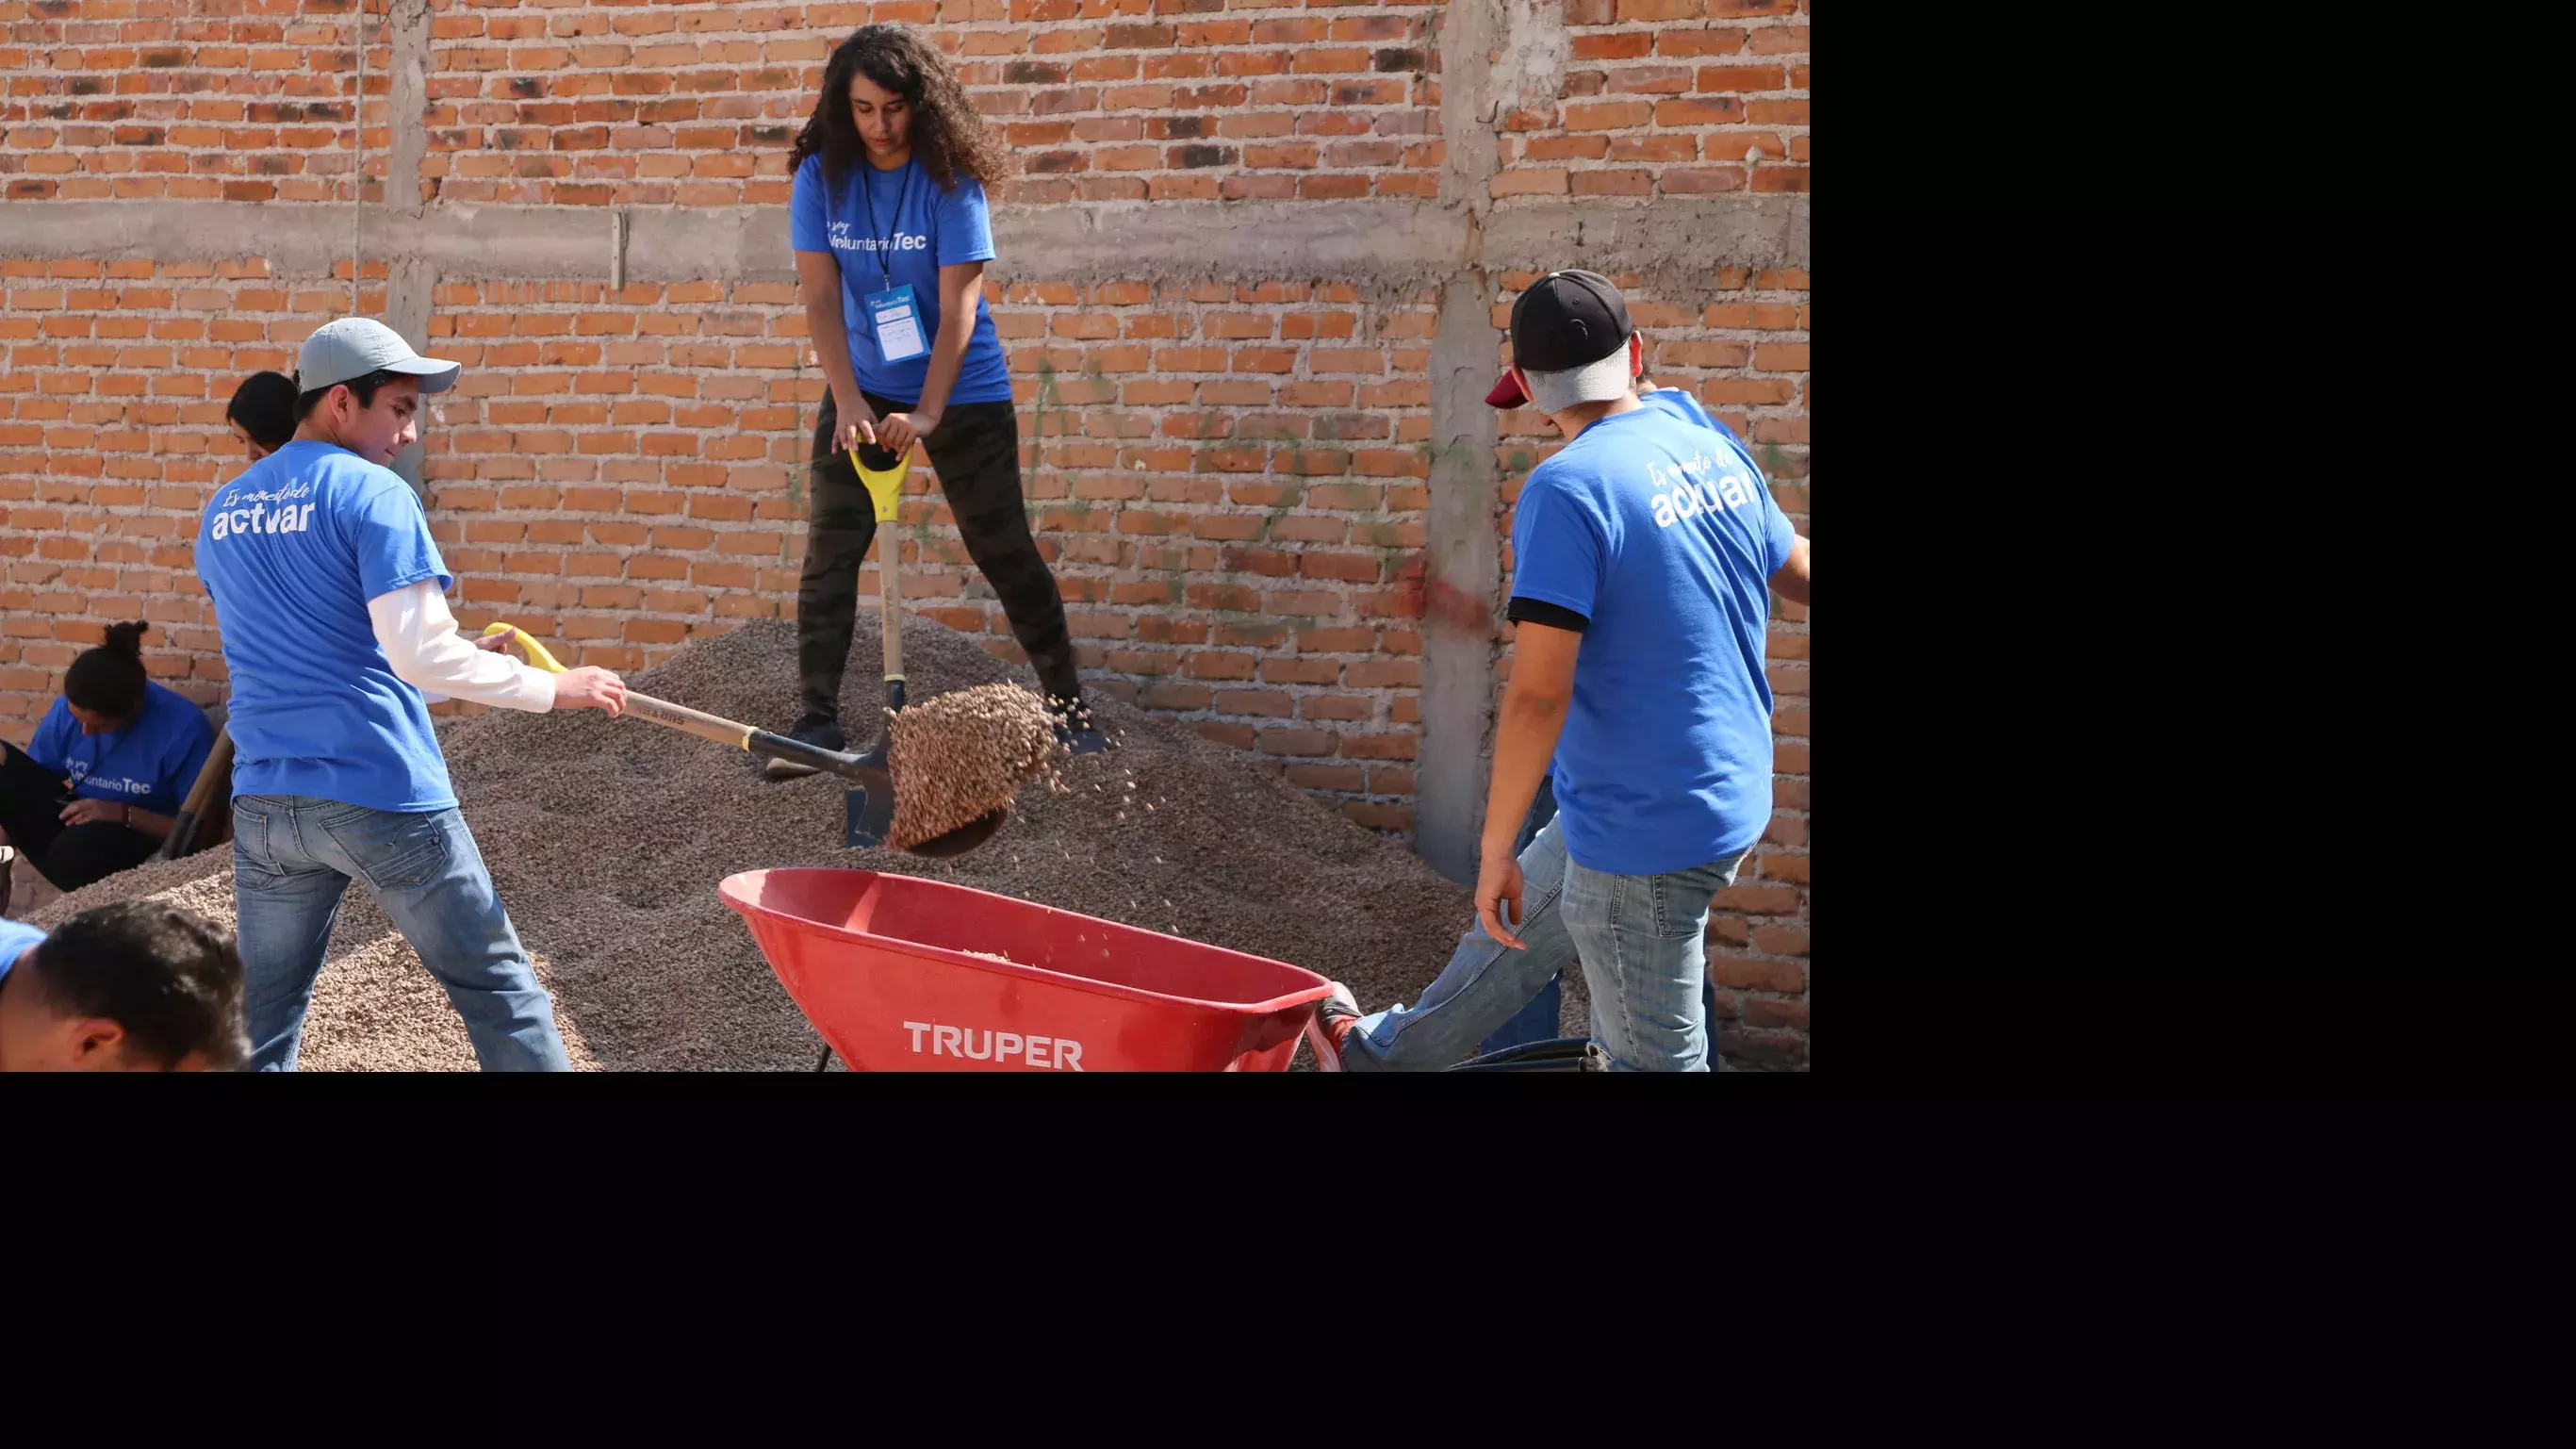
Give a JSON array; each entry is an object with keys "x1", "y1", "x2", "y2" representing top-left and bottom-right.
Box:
[
  {"x1": 844, "y1": 784, "x2": 1008, "y2": 858},
  {"x1": 844, "y1": 782, "x2": 894, "y2": 851}
]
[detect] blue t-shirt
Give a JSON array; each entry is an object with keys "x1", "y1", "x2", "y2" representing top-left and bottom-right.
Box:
[
  {"x1": 25, "y1": 681, "x2": 215, "y2": 818},
  {"x1": 0, "y1": 918, "x2": 41, "y2": 981},
  {"x1": 194, "y1": 440, "x2": 458, "y2": 813},
  {"x1": 789, "y1": 152, "x2": 1012, "y2": 407},
  {"x1": 1509, "y1": 387, "x2": 1797, "y2": 876}
]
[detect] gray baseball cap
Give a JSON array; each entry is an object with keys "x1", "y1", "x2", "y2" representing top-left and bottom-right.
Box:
[{"x1": 294, "y1": 317, "x2": 461, "y2": 396}]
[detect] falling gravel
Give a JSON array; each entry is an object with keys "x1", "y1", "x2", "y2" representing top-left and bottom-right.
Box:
[
  {"x1": 884, "y1": 681, "x2": 1058, "y2": 850},
  {"x1": 30, "y1": 616, "x2": 1512, "y2": 1070}
]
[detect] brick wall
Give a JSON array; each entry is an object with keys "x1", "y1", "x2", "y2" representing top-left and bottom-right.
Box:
[
  {"x1": 2, "y1": 0, "x2": 1810, "y2": 1065},
  {"x1": 426, "y1": 0, "x2": 818, "y2": 207},
  {"x1": 0, "y1": 255, "x2": 383, "y2": 710},
  {"x1": 0, "y1": 0, "x2": 384, "y2": 203},
  {"x1": 421, "y1": 0, "x2": 1446, "y2": 209},
  {"x1": 418, "y1": 271, "x2": 1441, "y2": 830},
  {"x1": 965, "y1": 2, "x2": 1443, "y2": 205},
  {"x1": 1498, "y1": 0, "x2": 1808, "y2": 201}
]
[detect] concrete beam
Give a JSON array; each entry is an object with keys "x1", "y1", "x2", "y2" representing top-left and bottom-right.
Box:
[
  {"x1": 0, "y1": 200, "x2": 798, "y2": 284},
  {"x1": 0, "y1": 196, "x2": 1805, "y2": 291},
  {"x1": 993, "y1": 198, "x2": 1466, "y2": 293},
  {"x1": 1482, "y1": 194, "x2": 1809, "y2": 300}
]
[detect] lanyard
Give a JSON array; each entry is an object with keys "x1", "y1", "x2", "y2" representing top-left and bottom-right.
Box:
[{"x1": 855, "y1": 157, "x2": 915, "y2": 288}]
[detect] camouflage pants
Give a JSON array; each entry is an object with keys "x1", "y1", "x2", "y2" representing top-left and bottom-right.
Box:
[{"x1": 796, "y1": 389, "x2": 1080, "y2": 720}]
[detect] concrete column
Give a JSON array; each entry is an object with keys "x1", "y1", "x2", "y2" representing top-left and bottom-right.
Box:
[
  {"x1": 388, "y1": 0, "x2": 432, "y2": 217},
  {"x1": 1413, "y1": 0, "x2": 1509, "y2": 883},
  {"x1": 385, "y1": 255, "x2": 435, "y2": 492},
  {"x1": 1418, "y1": 272, "x2": 1503, "y2": 883}
]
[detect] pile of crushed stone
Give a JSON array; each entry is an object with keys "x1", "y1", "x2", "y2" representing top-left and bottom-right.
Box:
[{"x1": 29, "y1": 616, "x2": 1558, "y2": 1069}]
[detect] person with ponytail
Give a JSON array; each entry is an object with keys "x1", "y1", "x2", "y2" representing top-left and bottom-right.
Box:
[
  {"x1": 0, "y1": 622, "x2": 216, "y2": 909},
  {"x1": 770, "y1": 22, "x2": 1107, "y2": 780}
]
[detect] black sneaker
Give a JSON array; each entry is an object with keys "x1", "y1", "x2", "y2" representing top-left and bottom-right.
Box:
[
  {"x1": 1047, "y1": 693, "x2": 1109, "y2": 755},
  {"x1": 763, "y1": 711, "x2": 846, "y2": 781}
]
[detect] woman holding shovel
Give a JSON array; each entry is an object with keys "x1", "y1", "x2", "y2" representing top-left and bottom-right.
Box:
[{"x1": 770, "y1": 22, "x2": 1107, "y2": 782}]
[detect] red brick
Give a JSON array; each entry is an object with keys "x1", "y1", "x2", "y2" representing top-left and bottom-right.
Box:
[
  {"x1": 1344, "y1": 659, "x2": 1419, "y2": 689},
  {"x1": 1340, "y1": 801, "x2": 1411, "y2": 831},
  {"x1": 1181, "y1": 650, "x2": 1255, "y2": 681},
  {"x1": 1743, "y1": 997, "x2": 1808, "y2": 1031},
  {"x1": 1709, "y1": 956, "x2": 1804, "y2": 993},
  {"x1": 1285, "y1": 763, "x2": 1365, "y2": 792},
  {"x1": 1137, "y1": 682, "x2": 1211, "y2": 712},
  {"x1": 1339, "y1": 733, "x2": 1416, "y2": 761},
  {"x1": 1563, "y1": 101, "x2": 1653, "y2": 132},
  {"x1": 1749, "y1": 925, "x2": 1808, "y2": 957},
  {"x1": 1215, "y1": 688, "x2": 1294, "y2": 717},
  {"x1": 1299, "y1": 628, "x2": 1376, "y2": 653},
  {"x1": 1260, "y1": 657, "x2": 1340, "y2": 685},
  {"x1": 1255, "y1": 728, "x2": 1335, "y2": 756}
]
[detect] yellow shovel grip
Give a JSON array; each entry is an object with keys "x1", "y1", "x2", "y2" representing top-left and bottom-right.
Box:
[
  {"x1": 481, "y1": 621, "x2": 567, "y2": 674},
  {"x1": 851, "y1": 447, "x2": 908, "y2": 524}
]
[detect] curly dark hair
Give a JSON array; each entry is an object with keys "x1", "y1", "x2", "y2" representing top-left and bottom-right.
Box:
[{"x1": 790, "y1": 25, "x2": 1010, "y2": 191}]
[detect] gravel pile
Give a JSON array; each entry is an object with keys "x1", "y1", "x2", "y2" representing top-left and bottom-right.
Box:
[{"x1": 30, "y1": 616, "x2": 1507, "y2": 1069}]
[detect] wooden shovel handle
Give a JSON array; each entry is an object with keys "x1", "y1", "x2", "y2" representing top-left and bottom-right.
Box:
[
  {"x1": 878, "y1": 530, "x2": 904, "y2": 683},
  {"x1": 157, "y1": 727, "x2": 235, "y2": 861},
  {"x1": 850, "y1": 448, "x2": 909, "y2": 685},
  {"x1": 181, "y1": 728, "x2": 235, "y2": 820},
  {"x1": 620, "y1": 691, "x2": 755, "y2": 749}
]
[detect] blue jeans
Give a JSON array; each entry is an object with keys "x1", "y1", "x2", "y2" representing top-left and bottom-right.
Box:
[
  {"x1": 1480, "y1": 776, "x2": 1564, "y2": 1054},
  {"x1": 1562, "y1": 848, "x2": 1745, "y2": 1072},
  {"x1": 231, "y1": 794, "x2": 570, "y2": 1072},
  {"x1": 1341, "y1": 815, "x2": 1582, "y2": 1072},
  {"x1": 1345, "y1": 810, "x2": 1744, "y2": 1072}
]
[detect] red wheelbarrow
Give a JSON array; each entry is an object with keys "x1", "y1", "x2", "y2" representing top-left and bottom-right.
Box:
[{"x1": 718, "y1": 868, "x2": 1340, "y2": 1072}]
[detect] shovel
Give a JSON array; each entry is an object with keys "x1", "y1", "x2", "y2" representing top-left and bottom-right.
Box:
[
  {"x1": 482, "y1": 610, "x2": 1003, "y2": 858},
  {"x1": 156, "y1": 725, "x2": 237, "y2": 861}
]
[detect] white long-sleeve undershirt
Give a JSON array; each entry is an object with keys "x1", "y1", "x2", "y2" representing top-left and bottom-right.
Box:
[{"x1": 366, "y1": 580, "x2": 557, "y2": 713}]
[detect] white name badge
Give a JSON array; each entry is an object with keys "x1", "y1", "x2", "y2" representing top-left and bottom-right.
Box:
[{"x1": 867, "y1": 284, "x2": 928, "y2": 364}]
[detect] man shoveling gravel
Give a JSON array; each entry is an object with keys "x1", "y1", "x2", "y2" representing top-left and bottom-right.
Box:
[{"x1": 195, "y1": 318, "x2": 630, "y2": 1071}]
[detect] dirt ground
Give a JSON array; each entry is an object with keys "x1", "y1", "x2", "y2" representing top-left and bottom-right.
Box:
[{"x1": 23, "y1": 617, "x2": 1587, "y2": 1069}]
